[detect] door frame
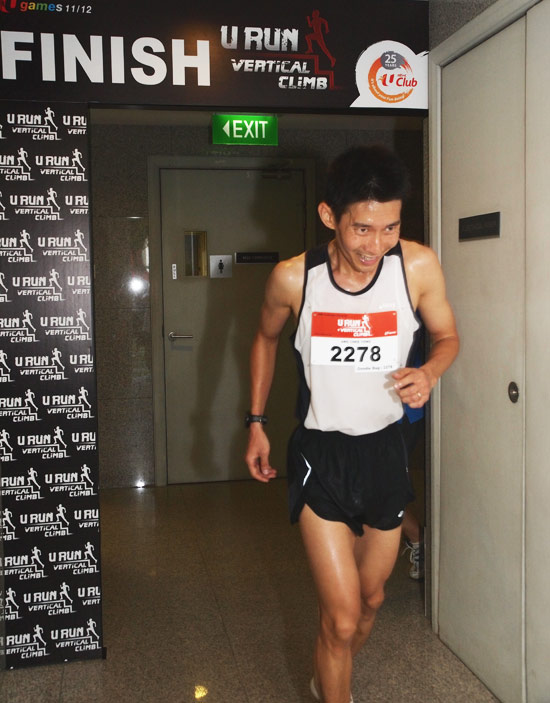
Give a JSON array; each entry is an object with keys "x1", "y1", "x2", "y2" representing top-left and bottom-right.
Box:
[
  {"x1": 147, "y1": 155, "x2": 317, "y2": 486},
  {"x1": 428, "y1": 0, "x2": 540, "y2": 632}
]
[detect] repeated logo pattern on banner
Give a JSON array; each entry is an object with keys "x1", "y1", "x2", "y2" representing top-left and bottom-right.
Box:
[{"x1": 0, "y1": 101, "x2": 103, "y2": 668}]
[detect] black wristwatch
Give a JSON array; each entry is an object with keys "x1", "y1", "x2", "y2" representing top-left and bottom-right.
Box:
[{"x1": 245, "y1": 412, "x2": 268, "y2": 428}]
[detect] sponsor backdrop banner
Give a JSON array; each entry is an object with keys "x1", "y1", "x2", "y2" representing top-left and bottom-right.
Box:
[
  {"x1": 0, "y1": 101, "x2": 103, "y2": 668},
  {"x1": 0, "y1": 0, "x2": 428, "y2": 112}
]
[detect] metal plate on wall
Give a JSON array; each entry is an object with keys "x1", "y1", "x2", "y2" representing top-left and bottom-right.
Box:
[{"x1": 209, "y1": 255, "x2": 232, "y2": 278}]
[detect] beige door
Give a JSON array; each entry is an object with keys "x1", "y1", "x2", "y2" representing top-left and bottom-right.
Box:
[
  {"x1": 439, "y1": 18, "x2": 525, "y2": 703},
  {"x1": 160, "y1": 162, "x2": 311, "y2": 483}
]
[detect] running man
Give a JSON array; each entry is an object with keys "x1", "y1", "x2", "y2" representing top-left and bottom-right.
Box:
[
  {"x1": 305, "y1": 10, "x2": 336, "y2": 67},
  {"x1": 245, "y1": 146, "x2": 458, "y2": 703}
]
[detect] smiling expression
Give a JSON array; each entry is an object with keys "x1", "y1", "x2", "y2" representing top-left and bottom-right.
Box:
[{"x1": 320, "y1": 199, "x2": 402, "y2": 277}]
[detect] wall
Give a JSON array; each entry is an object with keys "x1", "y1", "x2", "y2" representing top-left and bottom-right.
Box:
[
  {"x1": 430, "y1": 0, "x2": 501, "y2": 47},
  {"x1": 524, "y1": 3, "x2": 550, "y2": 699},
  {"x1": 90, "y1": 119, "x2": 424, "y2": 487},
  {"x1": 430, "y1": 1, "x2": 550, "y2": 699}
]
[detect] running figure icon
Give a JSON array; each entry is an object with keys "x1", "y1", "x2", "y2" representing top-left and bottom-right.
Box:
[{"x1": 305, "y1": 10, "x2": 336, "y2": 67}]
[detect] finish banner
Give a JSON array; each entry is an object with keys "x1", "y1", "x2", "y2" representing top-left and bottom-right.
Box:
[
  {"x1": 0, "y1": 0, "x2": 428, "y2": 112},
  {"x1": 0, "y1": 101, "x2": 103, "y2": 668}
]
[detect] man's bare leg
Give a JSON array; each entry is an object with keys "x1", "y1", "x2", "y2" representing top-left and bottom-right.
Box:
[
  {"x1": 401, "y1": 507, "x2": 421, "y2": 544},
  {"x1": 350, "y1": 524, "x2": 402, "y2": 656},
  {"x1": 299, "y1": 505, "x2": 360, "y2": 703}
]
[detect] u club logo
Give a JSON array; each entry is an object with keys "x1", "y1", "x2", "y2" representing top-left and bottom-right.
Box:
[
  {"x1": 351, "y1": 40, "x2": 427, "y2": 110},
  {"x1": 368, "y1": 51, "x2": 417, "y2": 104}
]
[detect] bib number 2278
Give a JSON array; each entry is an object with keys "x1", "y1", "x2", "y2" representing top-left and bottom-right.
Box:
[{"x1": 330, "y1": 344, "x2": 381, "y2": 363}]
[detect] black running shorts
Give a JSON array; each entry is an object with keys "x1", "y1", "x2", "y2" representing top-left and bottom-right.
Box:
[{"x1": 287, "y1": 422, "x2": 414, "y2": 536}]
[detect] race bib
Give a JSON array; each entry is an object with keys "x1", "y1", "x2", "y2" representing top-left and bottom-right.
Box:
[{"x1": 310, "y1": 311, "x2": 398, "y2": 372}]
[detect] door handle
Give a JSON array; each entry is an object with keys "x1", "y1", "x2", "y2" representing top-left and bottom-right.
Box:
[{"x1": 168, "y1": 331, "x2": 194, "y2": 340}]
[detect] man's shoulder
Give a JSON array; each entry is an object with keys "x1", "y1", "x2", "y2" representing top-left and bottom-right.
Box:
[
  {"x1": 400, "y1": 238, "x2": 440, "y2": 274},
  {"x1": 274, "y1": 251, "x2": 306, "y2": 281},
  {"x1": 400, "y1": 238, "x2": 445, "y2": 306},
  {"x1": 400, "y1": 237, "x2": 434, "y2": 258},
  {"x1": 268, "y1": 243, "x2": 329, "y2": 311},
  {"x1": 276, "y1": 242, "x2": 330, "y2": 286},
  {"x1": 267, "y1": 252, "x2": 306, "y2": 308}
]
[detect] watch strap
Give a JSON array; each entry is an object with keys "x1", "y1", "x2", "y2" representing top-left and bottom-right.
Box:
[{"x1": 245, "y1": 412, "x2": 268, "y2": 427}]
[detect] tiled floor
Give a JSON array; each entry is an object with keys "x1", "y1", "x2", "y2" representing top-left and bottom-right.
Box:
[{"x1": 0, "y1": 480, "x2": 499, "y2": 702}]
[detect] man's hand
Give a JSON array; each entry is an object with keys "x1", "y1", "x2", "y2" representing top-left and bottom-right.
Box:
[
  {"x1": 392, "y1": 366, "x2": 434, "y2": 409},
  {"x1": 245, "y1": 424, "x2": 277, "y2": 483}
]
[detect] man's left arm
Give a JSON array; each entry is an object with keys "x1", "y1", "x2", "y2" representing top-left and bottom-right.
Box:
[{"x1": 393, "y1": 245, "x2": 459, "y2": 408}]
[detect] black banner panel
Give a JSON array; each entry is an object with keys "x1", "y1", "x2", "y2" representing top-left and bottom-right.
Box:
[
  {"x1": 0, "y1": 0, "x2": 428, "y2": 112},
  {"x1": 0, "y1": 101, "x2": 103, "y2": 668}
]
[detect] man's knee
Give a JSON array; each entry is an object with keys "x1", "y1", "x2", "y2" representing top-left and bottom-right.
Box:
[
  {"x1": 320, "y1": 607, "x2": 361, "y2": 648},
  {"x1": 362, "y1": 586, "x2": 386, "y2": 614}
]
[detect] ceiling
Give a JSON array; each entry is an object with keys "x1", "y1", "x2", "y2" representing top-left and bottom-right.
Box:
[{"x1": 89, "y1": 107, "x2": 423, "y2": 131}]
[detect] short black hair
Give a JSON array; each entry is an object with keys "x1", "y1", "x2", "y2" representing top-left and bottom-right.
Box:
[{"x1": 324, "y1": 145, "x2": 410, "y2": 222}]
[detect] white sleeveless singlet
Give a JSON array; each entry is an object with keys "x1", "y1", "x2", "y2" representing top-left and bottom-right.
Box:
[{"x1": 293, "y1": 242, "x2": 420, "y2": 436}]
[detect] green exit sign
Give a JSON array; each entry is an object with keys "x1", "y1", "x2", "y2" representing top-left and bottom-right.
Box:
[{"x1": 212, "y1": 114, "x2": 278, "y2": 146}]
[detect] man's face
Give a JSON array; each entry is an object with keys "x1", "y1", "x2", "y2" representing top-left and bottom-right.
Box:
[{"x1": 330, "y1": 199, "x2": 402, "y2": 274}]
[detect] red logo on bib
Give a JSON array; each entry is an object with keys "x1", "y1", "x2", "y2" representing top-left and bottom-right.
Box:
[{"x1": 311, "y1": 311, "x2": 397, "y2": 338}]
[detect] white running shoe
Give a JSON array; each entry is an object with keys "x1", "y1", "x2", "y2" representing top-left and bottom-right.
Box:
[
  {"x1": 402, "y1": 538, "x2": 424, "y2": 580},
  {"x1": 310, "y1": 676, "x2": 354, "y2": 702}
]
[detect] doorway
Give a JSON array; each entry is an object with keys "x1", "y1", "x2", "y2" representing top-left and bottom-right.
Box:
[
  {"x1": 89, "y1": 110, "x2": 426, "y2": 487},
  {"x1": 89, "y1": 110, "x2": 430, "y2": 639}
]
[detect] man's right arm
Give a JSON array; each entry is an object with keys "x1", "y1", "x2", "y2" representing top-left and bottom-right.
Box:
[{"x1": 245, "y1": 257, "x2": 303, "y2": 482}]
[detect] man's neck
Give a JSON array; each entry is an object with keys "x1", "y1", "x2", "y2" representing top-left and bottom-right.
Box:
[{"x1": 328, "y1": 239, "x2": 383, "y2": 292}]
